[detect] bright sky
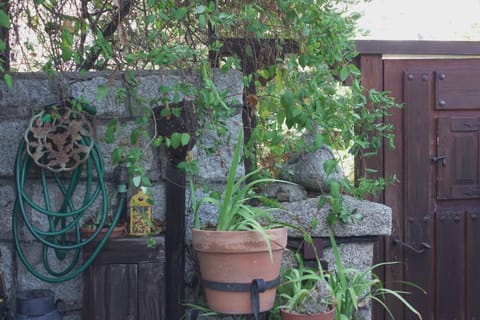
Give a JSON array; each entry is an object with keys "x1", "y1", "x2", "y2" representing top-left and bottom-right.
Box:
[{"x1": 353, "y1": 0, "x2": 480, "y2": 40}]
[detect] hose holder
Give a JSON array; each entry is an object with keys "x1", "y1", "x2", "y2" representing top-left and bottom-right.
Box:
[
  {"x1": 201, "y1": 276, "x2": 280, "y2": 320},
  {"x1": 23, "y1": 99, "x2": 95, "y2": 172}
]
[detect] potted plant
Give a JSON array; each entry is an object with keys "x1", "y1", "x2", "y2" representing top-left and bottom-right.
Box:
[
  {"x1": 190, "y1": 130, "x2": 289, "y2": 316},
  {"x1": 277, "y1": 253, "x2": 335, "y2": 320},
  {"x1": 80, "y1": 214, "x2": 126, "y2": 240},
  {"x1": 325, "y1": 232, "x2": 423, "y2": 320}
]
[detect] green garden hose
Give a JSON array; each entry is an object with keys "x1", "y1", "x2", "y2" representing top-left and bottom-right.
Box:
[{"x1": 12, "y1": 100, "x2": 126, "y2": 283}]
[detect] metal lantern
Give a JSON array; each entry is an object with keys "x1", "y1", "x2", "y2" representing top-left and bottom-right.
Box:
[{"x1": 129, "y1": 189, "x2": 153, "y2": 236}]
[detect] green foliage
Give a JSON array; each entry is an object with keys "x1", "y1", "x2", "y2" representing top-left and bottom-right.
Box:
[
  {"x1": 5, "y1": 0, "x2": 400, "y2": 224},
  {"x1": 190, "y1": 130, "x2": 287, "y2": 232},
  {"x1": 327, "y1": 232, "x2": 424, "y2": 320},
  {"x1": 276, "y1": 253, "x2": 332, "y2": 315}
]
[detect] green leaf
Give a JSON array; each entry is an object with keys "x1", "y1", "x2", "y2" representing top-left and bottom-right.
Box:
[
  {"x1": 170, "y1": 132, "x2": 181, "y2": 149},
  {"x1": 198, "y1": 14, "x2": 206, "y2": 28},
  {"x1": 130, "y1": 127, "x2": 142, "y2": 145},
  {"x1": 0, "y1": 10, "x2": 10, "y2": 28},
  {"x1": 323, "y1": 159, "x2": 336, "y2": 175},
  {"x1": 340, "y1": 66, "x2": 350, "y2": 82},
  {"x1": 111, "y1": 147, "x2": 123, "y2": 164},
  {"x1": 194, "y1": 5, "x2": 206, "y2": 14},
  {"x1": 132, "y1": 175, "x2": 142, "y2": 187},
  {"x1": 175, "y1": 7, "x2": 188, "y2": 20},
  {"x1": 96, "y1": 85, "x2": 109, "y2": 102},
  {"x1": 280, "y1": 92, "x2": 295, "y2": 108},
  {"x1": 180, "y1": 133, "x2": 190, "y2": 146},
  {"x1": 329, "y1": 180, "x2": 341, "y2": 197},
  {"x1": 3, "y1": 74, "x2": 12, "y2": 89},
  {"x1": 105, "y1": 119, "x2": 117, "y2": 144}
]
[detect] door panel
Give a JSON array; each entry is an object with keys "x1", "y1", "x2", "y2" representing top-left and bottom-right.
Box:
[
  {"x1": 436, "y1": 117, "x2": 480, "y2": 200},
  {"x1": 382, "y1": 59, "x2": 480, "y2": 320},
  {"x1": 403, "y1": 71, "x2": 433, "y2": 318},
  {"x1": 435, "y1": 70, "x2": 480, "y2": 110}
]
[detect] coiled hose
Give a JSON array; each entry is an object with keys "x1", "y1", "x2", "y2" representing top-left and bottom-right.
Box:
[{"x1": 12, "y1": 101, "x2": 126, "y2": 283}]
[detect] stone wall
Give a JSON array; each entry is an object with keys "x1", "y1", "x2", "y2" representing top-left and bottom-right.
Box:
[
  {"x1": 0, "y1": 70, "x2": 391, "y2": 320},
  {"x1": 0, "y1": 70, "x2": 242, "y2": 319}
]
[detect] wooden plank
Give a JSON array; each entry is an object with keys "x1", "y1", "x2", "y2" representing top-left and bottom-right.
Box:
[
  {"x1": 138, "y1": 262, "x2": 165, "y2": 319},
  {"x1": 382, "y1": 59, "x2": 408, "y2": 320},
  {"x1": 467, "y1": 210, "x2": 480, "y2": 320},
  {"x1": 404, "y1": 70, "x2": 433, "y2": 319},
  {"x1": 165, "y1": 163, "x2": 186, "y2": 320},
  {"x1": 436, "y1": 211, "x2": 465, "y2": 320},
  {"x1": 356, "y1": 40, "x2": 480, "y2": 56},
  {"x1": 436, "y1": 70, "x2": 480, "y2": 110},
  {"x1": 84, "y1": 236, "x2": 165, "y2": 265},
  {"x1": 83, "y1": 237, "x2": 165, "y2": 319},
  {"x1": 358, "y1": 54, "x2": 386, "y2": 320},
  {"x1": 436, "y1": 117, "x2": 480, "y2": 200},
  {"x1": 107, "y1": 264, "x2": 138, "y2": 319}
]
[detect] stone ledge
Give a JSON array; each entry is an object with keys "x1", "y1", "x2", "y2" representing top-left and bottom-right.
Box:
[{"x1": 270, "y1": 195, "x2": 392, "y2": 237}]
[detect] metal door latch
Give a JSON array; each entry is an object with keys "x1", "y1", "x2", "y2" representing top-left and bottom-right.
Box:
[
  {"x1": 392, "y1": 238, "x2": 431, "y2": 254},
  {"x1": 431, "y1": 155, "x2": 448, "y2": 166}
]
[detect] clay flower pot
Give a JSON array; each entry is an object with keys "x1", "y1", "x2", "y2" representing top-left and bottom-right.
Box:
[
  {"x1": 80, "y1": 223, "x2": 126, "y2": 240},
  {"x1": 192, "y1": 227, "x2": 287, "y2": 315}
]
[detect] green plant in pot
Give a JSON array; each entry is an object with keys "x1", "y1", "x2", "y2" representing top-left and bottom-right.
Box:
[
  {"x1": 326, "y1": 232, "x2": 423, "y2": 320},
  {"x1": 190, "y1": 129, "x2": 289, "y2": 317},
  {"x1": 276, "y1": 253, "x2": 335, "y2": 320}
]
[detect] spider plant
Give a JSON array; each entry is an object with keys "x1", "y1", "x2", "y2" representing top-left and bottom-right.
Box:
[
  {"x1": 190, "y1": 129, "x2": 289, "y2": 232},
  {"x1": 277, "y1": 252, "x2": 333, "y2": 315},
  {"x1": 326, "y1": 231, "x2": 424, "y2": 320}
]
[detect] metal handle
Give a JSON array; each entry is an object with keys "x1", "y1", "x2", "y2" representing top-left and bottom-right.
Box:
[
  {"x1": 431, "y1": 155, "x2": 448, "y2": 166},
  {"x1": 392, "y1": 238, "x2": 431, "y2": 254}
]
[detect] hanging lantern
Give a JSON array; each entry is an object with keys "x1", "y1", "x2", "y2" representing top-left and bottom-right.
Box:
[{"x1": 129, "y1": 189, "x2": 153, "y2": 236}]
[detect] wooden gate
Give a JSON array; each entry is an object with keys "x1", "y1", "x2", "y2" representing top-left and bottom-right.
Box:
[{"x1": 356, "y1": 41, "x2": 480, "y2": 320}]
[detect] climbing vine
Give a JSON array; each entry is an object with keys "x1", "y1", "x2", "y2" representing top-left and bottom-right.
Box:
[{"x1": 4, "y1": 0, "x2": 399, "y2": 224}]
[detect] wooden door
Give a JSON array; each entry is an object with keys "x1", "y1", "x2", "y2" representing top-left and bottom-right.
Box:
[{"x1": 381, "y1": 59, "x2": 480, "y2": 320}]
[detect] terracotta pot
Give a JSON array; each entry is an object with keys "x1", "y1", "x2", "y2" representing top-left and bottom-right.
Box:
[
  {"x1": 280, "y1": 307, "x2": 335, "y2": 320},
  {"x1": 80, "y1": 223, "x2": 126, "y2": 240},
  {"x1": 192, "y1": 227, "x2": 288, "y2": 315}
]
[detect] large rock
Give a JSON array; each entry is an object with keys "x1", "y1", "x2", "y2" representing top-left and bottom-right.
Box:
[
  {"x1": 279, "y1": 145, "x2": 343, "y2": 192},
  {"x1": 270, "y1": 195, "x2": 392, "y2": 237}
]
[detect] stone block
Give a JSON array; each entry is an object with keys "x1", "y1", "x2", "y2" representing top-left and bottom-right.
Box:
[
  {"x1": 0, "y1": 76, "x2": 58, "y2": 119},
  {"x1": 95, "y1": 120, "x2": 156, "y2": 175},
  {"x1": 270, "y1": 195, "x2": 392, "y2": 237},
  {"x1": 70, "y1": 75, "x2": 127, "y2": 116},
  {"x1": 0, "y1": 119, "x2": 28, "y2": 177},
  {"x1": 0, "y1": 183, "x2": 15, "y2": 239},
  {"x1": 0, "y1": 242, "x2": 14, "y2": 302}
]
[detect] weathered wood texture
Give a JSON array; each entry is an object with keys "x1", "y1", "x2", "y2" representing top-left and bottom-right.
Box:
[
  {"x1": 357, "y1": 40, "x2": 480, "y2": 320},
  {"x1": 356, "y1": 40, "x2": 480, "y2": 56},
  {"x1": 82, "y1": 236, "x2": 165, "y2": 320}
]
